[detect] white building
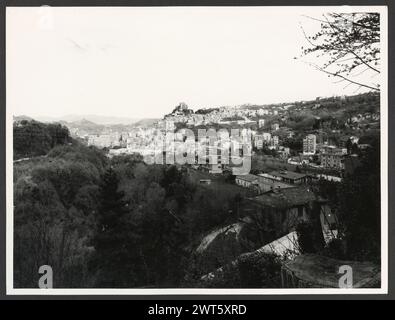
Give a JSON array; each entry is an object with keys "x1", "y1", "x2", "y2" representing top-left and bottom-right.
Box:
[
  {"x1": 254, "y1": 133, "x2": 271, "y2": 150},
  {"x1": 257, "y1": 108, "x2": 269, "y2": 116},
  {"x1": 254, "y1": 135, "x2": 265, "y2": 150},
  {"x1": 303, "y1": 134, "x2": 317, "y2": 155}
]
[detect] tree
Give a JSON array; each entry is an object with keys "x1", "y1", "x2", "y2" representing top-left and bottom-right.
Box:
[
  {"x1": 90, "y1": 167, "x2": 138, "y2": 287},
  {"x1": 13, "y1": 120, "x2": 71, "y2": 159},
  {"x1": 335, "y1": 140, "x2": 380, "y2": 261},
  {"x1": 237, "y1": 252, "x2": 282, "y2": 288},
  {"x1": 14, "y1": 165, "x2": 97, "y2": 288},
  {"x1": 300, "y1": 13, "x2": 380, "y2": 91},
  {"x1": 317, "y1": 137, "x2": 380, "y2": 261},
  {"x1": 296, "y1": 201, "x2": 326, "y2": 255}
]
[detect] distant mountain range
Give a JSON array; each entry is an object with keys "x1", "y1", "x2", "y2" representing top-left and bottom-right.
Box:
[
  {"x1": 13, "y1": 114, "x2": 159, "y2": 126},
  {"x1": 30, "y1": 114, "x2": 142, "y2": 125}
]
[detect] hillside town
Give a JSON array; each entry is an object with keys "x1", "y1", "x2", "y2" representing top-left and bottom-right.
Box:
[{"x1": 69, "y1": 93, "x2": 379, "y2": 183}]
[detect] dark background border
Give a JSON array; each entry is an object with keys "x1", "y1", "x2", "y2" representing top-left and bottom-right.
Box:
[{"x1": 0, "y1": 0, "x2": 393, "y2": 300}]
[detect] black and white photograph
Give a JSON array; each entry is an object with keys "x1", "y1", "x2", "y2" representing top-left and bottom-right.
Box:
[{"x1": 5, "y1": 5, "x2": 388, "y2": 294}]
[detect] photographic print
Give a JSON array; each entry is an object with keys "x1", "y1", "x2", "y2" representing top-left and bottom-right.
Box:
[{"x1": 6, "y1": 5, "x2": 388, "y2": 294}]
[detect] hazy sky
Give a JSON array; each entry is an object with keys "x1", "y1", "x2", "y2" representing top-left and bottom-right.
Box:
[{"x1": 7, "y1": 6, "x2": 377, "y2": 119}]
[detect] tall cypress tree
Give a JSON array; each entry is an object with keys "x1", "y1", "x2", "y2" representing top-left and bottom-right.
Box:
[{"x1": 91, "y1": 167, "x2": 136, "y2": 287}]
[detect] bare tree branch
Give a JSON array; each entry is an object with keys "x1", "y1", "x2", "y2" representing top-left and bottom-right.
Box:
[
  {"x1": 299, "y1": 12, "x2": 380, "y2": 91},
  {"x1": 306, "y1": 61, "x2": 380, "y2": 91}
]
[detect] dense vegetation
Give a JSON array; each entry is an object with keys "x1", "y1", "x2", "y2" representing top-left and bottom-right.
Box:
[
  {"x1": 315, "y1": 138, "x2": 381, "y2": 262},
  {"x1": 292, "y1": 135, "x2": 381, "y2": 264},
  {"x1": 265, "y1": 93, "x2": 379, "y2": 133},
  {"x1": 14, "y1": 120, "x2": 72, "y2": 159}
]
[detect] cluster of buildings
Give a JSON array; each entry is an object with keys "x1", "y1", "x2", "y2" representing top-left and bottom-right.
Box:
[
  {"x1": 297, "y1": 133, "x2": 358, "y2": 171},
  {"x1": 252, "y1": 123, "x2": 291, "y2": 157},
  {"x1": 101, "y1": 124, "x2": 254, "y2": 175},
  {"x1": 345, "y1": 112, "x2": 380, "y2": 130},
  {"x1": 68, "y1": 101, "x2": 372, "y2": 177},
  {"x1": 81, "y1": 122, "x2": 357, "y2": 174},
  {"x1": 87, "y1": 132, "x2": 127, "y2": 148},
  {"x1": 69, "y1": 103, "x2": 293, "y2": 165},
  {"x1": 163, "y1": 103, "x2": 279, "y2": 127}
]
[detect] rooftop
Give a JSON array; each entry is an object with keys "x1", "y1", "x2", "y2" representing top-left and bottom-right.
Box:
[
  {"x1": 269, "y1": 170, "x2": 307, "y2": 180},
  {"x1": 252, "y1": 231, "x2": 299, "y2": 259},
  {"x1": 236, "y1": 174, "x2": 258, "y2": 182},
  {"x1": 249, "y1": 186, "x2": 317, "y2": 209},
  {"x1": 256, "y1": 176, "x2": 295, "y2": 189},
  {"x1": 283, "y1": 254, "x2": 380, "y2": 288}
]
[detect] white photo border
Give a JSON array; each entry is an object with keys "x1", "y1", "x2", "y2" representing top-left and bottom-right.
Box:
[{"x1": 5, "y1": 5, "x2": 389, "y2": 295}]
